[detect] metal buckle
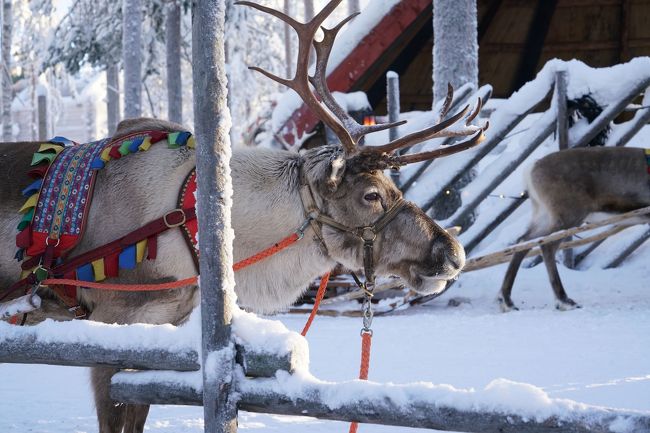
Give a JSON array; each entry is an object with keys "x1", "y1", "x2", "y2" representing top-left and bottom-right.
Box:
[
  {"x1": 164, "y1": 209, "x2": 186, "y2": 228},
  {"x1": 359, "y1": 227, "x2": 376, "y2": 242}
]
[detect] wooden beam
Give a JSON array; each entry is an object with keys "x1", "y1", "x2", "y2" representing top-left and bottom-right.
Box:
[
  {"x1": 478, "y1": 0, "x2": 503, "y2": 44},
  {"x1": 111, "y1": 376, "x2": 650, "y2": 433},
  {"x1": 419, "y1": 82, "x2": 552, "y2": 214},
  {"x1": 0, "y1": 335, "x2": 298, "y2": 378},
  {"x1": 620, "y1": 0, "x2": 631, "y2": 62},
  {"x1": 510, "y1": 0, "x2": 558, "y2": 94},
  {"x1": 604, "y1": 227, "x2": 650, "y2": 269},
  {"x1": 448, "y1": 113, "x2": 555, "y2": 229}
]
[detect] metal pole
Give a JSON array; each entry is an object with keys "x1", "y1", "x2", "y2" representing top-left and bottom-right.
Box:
[{"x1": 192, "y1": 0, "x2": 238, "y2": 432}]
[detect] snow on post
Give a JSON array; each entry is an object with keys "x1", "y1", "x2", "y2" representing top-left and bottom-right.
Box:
[
  {"x1": 387, "y1": 71, "x2": 401, "y2": 185},
  {"x1": 432, "y1": 0, "x2": 478, "y2": 106},
  {"x1": 192, "y1": 0, "x2": 238, "y2": 431},
  {"x1": 122, "y1": 0, "x2": 143, "y2": 119},
  {"x1": 166, "y1": 1, "x2": 183, "y2": 124}
]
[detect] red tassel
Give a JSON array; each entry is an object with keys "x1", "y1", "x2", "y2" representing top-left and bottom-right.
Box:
[
  {"x1": 149, "y1": 131, "x2": 167, "y2": 143},
  {"x1": 109, "y1": 146, "x2": 122, "y2": 159},
  {"x1": 27, "y1": 164, "x2": 49, "y2": 179},
  {"x1": 147, "y1": 235, "x2": 157, "y2": 260},
  {"x1": 105, "y1": 252, "x2": 119, "y2": 278},
  {"x1": 16, "y1": 225, "x2": 32, "y2": 249}
]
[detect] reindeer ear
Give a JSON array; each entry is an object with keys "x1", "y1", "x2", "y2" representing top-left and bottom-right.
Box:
[{"x1": 309, "y1": 154, "x2": 347, "y2": 195}]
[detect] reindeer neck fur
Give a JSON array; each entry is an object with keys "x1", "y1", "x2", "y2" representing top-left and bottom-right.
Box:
[{"x1": 229, "y1": 146, "x2": 337, "y2": 313}]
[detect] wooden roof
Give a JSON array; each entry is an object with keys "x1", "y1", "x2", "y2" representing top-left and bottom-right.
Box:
[{"x1": 278, "y1": 0, "x2": 650, "y2": 141}]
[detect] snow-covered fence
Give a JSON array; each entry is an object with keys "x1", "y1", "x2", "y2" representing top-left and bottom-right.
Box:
[{"x1": 409, "y1": 59, "x2": 650, "y2": 265}]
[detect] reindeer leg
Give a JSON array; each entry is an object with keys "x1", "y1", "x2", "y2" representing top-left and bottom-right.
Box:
[
  {"x1": 91, "y1": 367, "x2": 126, "y2": 433},
  {"x1": 124, "y1": 404, "x2": 150, "y2": 433},
  {"x1": 498, "y1": 249, "x2": 529, "y2": 312},
  {"x1": 540, "y1": 240, "x2": 580, "y2": 310}
]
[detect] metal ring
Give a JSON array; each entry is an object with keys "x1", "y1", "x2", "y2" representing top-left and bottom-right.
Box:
[
  {"x1": 45, "y1": 237, "x2": 61, "y2": 247},
  {"x1": 164, "y1": 209, "x2": 187, "y2": 228}
]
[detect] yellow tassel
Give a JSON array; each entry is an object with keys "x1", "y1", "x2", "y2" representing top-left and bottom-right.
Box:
[
  {"x1": 92, "y1": 259, "x2": 106, "y2": 282},
  {"x1": 136, "y1": 239, "x2": 147, "y2": 263},
  {"x1": 19, "y1": 194, "x2": 39, "y2": 213},
  {"x1": 645, "y1": 148, "x2": 650, "y2": 155},
  {"x1": 187, "y1": 136, "x2": 196, "y2": 149},
  {"x1": 21, "y1": 267, "x2": 36, "y2": 279},
  {"x1": 139, "y1": 137, "x2": 152, "y2": 151},
  {"x1": 100, "y1": 147, "x2": 112, "y2": 162},
  {"x1": 38, "y1": 143, "x2": 64, "y2": 154}
]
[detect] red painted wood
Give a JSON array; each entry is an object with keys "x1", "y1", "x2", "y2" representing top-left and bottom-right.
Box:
[{"x1": 279, "y1": 0, "x2": 431, "y2": 145}]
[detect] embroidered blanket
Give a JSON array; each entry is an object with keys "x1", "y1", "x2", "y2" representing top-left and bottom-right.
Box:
[{"x1": 16, "y1": 130, "x2": 195, "y2": 283}]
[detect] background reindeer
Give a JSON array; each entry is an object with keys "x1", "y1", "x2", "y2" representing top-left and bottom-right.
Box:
[
  {"x1": 498, "y1": 146, "x2": 650, "y2": 311},
  {"x1": 0, "y1": 1, "x2": 487, "y2": 431}
]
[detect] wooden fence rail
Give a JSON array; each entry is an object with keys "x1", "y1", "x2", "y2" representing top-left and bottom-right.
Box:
[{"x1": 111, "y1": 373, "x2": 650, "y2": 433}]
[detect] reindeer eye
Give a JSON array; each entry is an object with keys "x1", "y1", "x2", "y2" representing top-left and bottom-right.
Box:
[{"x1": 364, "y1": 192, "x2": 381, "y2": 202}]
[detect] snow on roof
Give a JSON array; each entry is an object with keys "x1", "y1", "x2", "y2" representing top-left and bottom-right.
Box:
[{"x1": 271, "y1": 0, "x2": 410, "y2": 143}]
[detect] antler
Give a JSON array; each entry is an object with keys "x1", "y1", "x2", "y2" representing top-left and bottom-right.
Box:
[{"x1": 238, "y1": 0, "x2": 488, "y2": 165}]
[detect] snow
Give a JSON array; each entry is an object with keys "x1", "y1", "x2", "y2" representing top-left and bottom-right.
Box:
[
  {"x1": 272, "y1": 0, "x2": 403, "y2": 134},
  {"x1": 2, "y1": 247, "x2": 649, "y2": 432}
]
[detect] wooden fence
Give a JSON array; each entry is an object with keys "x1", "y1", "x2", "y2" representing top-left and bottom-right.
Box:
[{"x1": 2, "y1": 6, "x2": 650, "y2": 432}]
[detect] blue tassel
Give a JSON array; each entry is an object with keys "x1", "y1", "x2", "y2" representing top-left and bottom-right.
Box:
[
  {"x1": 49, "y1": 136, "x2": 74, "y2": 146},
  {"x1": 176, "y1": 131, "x2": 192, "y2": 146},
  {"x1": 90, "y1": 158, "x2": 105, "y2": 170},
  {"x1": 14, "y1": 248, "x2": 25, "y2": 262},
  {"x1": 129, "y1": 137, "x2": 145, "y2": 153},
  {"x1": 22, "y1": 179, "x2": 43, "y2": 197},
  {"x1": 119, "y1": 245, "x2": 137, "y2": 270},
  {"x1": 76, "y1": 263, "x2": 94, "y2": 282}
]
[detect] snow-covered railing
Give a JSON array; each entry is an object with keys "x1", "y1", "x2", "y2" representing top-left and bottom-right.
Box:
[
  {"x1": 414, "y1": 59, "x2": 650, "y2": 263},
  {"x1": 110, "y1": 371, "x2": 650, "y2": 433}
]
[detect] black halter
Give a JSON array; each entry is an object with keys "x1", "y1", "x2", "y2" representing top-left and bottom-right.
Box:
[{"x1": 298, "y1": 168, "x2": 408, "y2": 289}]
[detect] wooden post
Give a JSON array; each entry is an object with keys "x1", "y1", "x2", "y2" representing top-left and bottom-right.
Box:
[
  {"x1": 555, "y1": 69, "x2": 568, "y2": 150},
  {"x1": 192, "y1": 0, "x2": 238, "y2": 431},
  {"x1": 387, "y1": 71, "x2": 401, "y2": 187},
  {"x1": 554, "y1": 68, "x2": 575, "y2": 268},
  {"x1": 37, "y1": 94, "x2": 47, "y2": 141}
]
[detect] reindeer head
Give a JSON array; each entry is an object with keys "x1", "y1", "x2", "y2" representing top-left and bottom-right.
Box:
[{"x1": 238, "y1": 0, "x2": 488, "y2": 294}]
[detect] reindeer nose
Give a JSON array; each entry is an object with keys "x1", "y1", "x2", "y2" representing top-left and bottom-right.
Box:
[{"x1": 445, "y1": 246, "x2": 466, "y2": 271}]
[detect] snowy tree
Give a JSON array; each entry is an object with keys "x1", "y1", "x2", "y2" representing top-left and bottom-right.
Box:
[
  {"x1": 165, "y1": 0, "x2": 182, "y2": 123},
  {"x1": 122, "y1": 0, "x2": 142, "y2": 118},
  {"x1": 106, "y1": 64, "x2": 120, "y2": 134},
  {"x1": 432, "y1": 0, "x2": 478, "y2": 104},
  {"x1": 1, "y1": 0, "x2": 12, "y2": 140}
]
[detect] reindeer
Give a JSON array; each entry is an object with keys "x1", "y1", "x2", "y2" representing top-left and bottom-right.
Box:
[
  {"x1": 0, "y1": 1, "x2": 486, "y2": 432},
  {"x1": 498, "y1": 146, "x2": 650, "y2": 312}
]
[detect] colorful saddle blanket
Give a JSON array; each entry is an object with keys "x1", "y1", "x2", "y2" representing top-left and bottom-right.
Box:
[{"x1": 15, "y1": 130, "x2": 195, "y2": 269}]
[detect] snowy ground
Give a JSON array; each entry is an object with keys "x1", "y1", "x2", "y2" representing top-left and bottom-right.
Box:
[{"x1": 1, "y1": 245, "x2": 649, "y2": 432}]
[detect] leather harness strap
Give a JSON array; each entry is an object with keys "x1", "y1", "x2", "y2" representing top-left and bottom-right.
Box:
[{"x1": 297, "y1": 162, "x2": 408, "y2": 287}]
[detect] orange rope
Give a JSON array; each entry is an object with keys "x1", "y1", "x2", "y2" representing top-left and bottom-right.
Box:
[
  {"x1": 301, "y1": 272, "x2": 330, "y2": 336},
  {"x1": 233, "y1": 233, "x2": 299, "y2": 272},
  {"x1": 349, "y1": 331, "x2": 373, "y2": 433},
  {"x1": 41, "y1": 277, "x2": 198, "y2": 291},
  {"x1": 38, "y1": 232, "x2": 301, "y2": 292}
]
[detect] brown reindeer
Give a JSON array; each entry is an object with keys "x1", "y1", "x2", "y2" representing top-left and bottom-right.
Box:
[
  {"x1": 0, "y1": 1, "x2": 486, "y2": 432},
  {"x1": 498, "y1": 146, "x2": 650, "y2": 312}
]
